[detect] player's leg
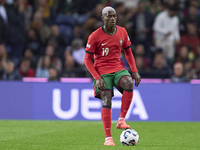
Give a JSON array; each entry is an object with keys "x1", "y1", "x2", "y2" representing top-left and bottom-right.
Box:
[
  {"x1": 118, "y1": 75, "x2": 133, "y2": 118},
  {"x1": 93, "y1": 74, "x2": 115, "y2": 145},
  {"x1": 114, "y1": 70, "x2": 133, "y2": 129},
  {"x1": 100, "y1": 91, "x2": 115, "y2": 146}
]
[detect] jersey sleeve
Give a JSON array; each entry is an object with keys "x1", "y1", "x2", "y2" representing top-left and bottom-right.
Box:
[
  {"x1": 122, "y1": 28, "x2": 131, "y2": 50},
  {"x1": 85, "y1": 33, "x2": 97, "y2": 54}
]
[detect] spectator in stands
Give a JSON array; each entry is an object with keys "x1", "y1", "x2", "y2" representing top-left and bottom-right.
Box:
[
  {"x1": 60, "y1": 54, "x2": 84, "y2": 77},
  {"x1": 30, "y1": 11, "x2": 51, "y2": 45},
  {"x1": 6, "y1": 0, "x2": 26, "y2": 63},
  {"x1": 22, "y1": 0, "x2": 33, "y2": 30},
  {"x1": 176, "y1": 46, "x2": 190, "y2": 64},
  {"x1": 70, "y1": 38, "x2": 85, "y2": 66},
  {"x1": 48, "y1": 67, "x2": 59, "y2": 81},
  {"x1": 49, "y1": 25, "x2": 65, "y2": 48},
  {"x1": 153, "y1": 4, "x2": 180, "y2": 63},
  {"x1": 0, "y1": 44, "x2": 6, "y2": 79},
  {"x1": 36, "y1": 55, "x2": 51, "y2": 78},
  {"x1": 18, "y1": 58, "x2": 35, "y2": 77},
  {"x1": 1, "y1": 0, "x2": 200, "y2": 81},
  {"x1": 36, "y1": 0, "x2": 56, "y2": 25},
  {"x1": 47, "y1": 25, "x2": 66, "y2": 58},
  {"x1": 196, "y1": 44, "x2": 200, "y2": 57},
  {"x1": 2, "y1": 60, "x2": 22, "y2": 80},
  {"x1": 189, "y1": 0, "x2": 199, "y2": 7},
  {"x1": 73, "y1": 25, "x2": 84, "y2": 40},
  {"x1": 194, "y1": 57, "x2": 200, "y2": 79},
  {"x1": 184, "y1": 60, "x2": 194, "y2": 72},
  {"x1": 83, "y1": 3, "x2": 104, "y2": 43},
  {"x1": 188, "y1": 0, "x2": 200, "y2": 15},
  {"x1": 178, "y1": 22, "x2": 200, "y2": 56},
  {"x1": 25, "y1": 28, "x2": 41, "y2": 56},
  {"x1": 181, "y1": 5, "x2": 200, "y2": 35},
  {"x1": 134, "y1": 44, "x2": 150, "y2": 67},
  {"x1": 0, "y1": 0, "x2": 7, "y2": 45},
  {"x1": 115, "y1": 2, "x2": 129, "y2": 27},
  {"x1": 150, "y1": 50, "x2": 171, "y2": 79},
  {"x1": 113, "y1": 0, "x2": 140, "y2": 9},
  {"x1": 126, "y1": 1, "x2": 154, "y2": 60},
  {"x1": 23, "y1": 48, "x2": 37, "y2": 69},
  {"x1": 37, "y1": 45, "x2": 62, "y2": 72},
  {"x1": 147, "y1": 0, "x2": 166, "y2": 17},
  {"x1": 135, "y1": 55, "x2": 149, "y2": 78},
  {"x1": 184, "y1": 60, "x2": 197, "y2": 80},
  {"x1": 135, "y1": 56, "x2": 145, "y2": 70},
  {"x1": 0, "y1": 44, "x2": 15, "y2": 74},
  {"x1": 53, "y1": 0, "x2": 67, "y2": 14},
  {"x1": 167, "y1": 0, "x2": 179, "y2": 6},
  {"x1": 171, "y1": 62, "x2": 188, "y2": 82},
  {"x1": 47, "y1": 37, "x2": 62, "y2": 59},
  {"x1": 0, "y1": 44, "x2": 7, "y2": 62},
  {"x1": 71, "y1": 0, "x2": 101, "y2": 15}
]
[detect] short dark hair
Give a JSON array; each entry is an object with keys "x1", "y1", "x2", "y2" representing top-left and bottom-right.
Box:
[
  {"x1": 168, "y1": 4, "x2": 179, "y2": 12},
  {"x1": 186, "y1": 19, "x2": 197, "y2": 26},
  {"x1": 114, "y1": 2, "x2": 124, "y2": 9}
]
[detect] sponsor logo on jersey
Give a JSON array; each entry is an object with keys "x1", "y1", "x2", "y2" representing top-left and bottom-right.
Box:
[
  {"x1": 102, "y1": 42, "x2": 108, "y2": 46},
  {"x1": 86, "y1": 44, "x2": 90, "y2": 48}
]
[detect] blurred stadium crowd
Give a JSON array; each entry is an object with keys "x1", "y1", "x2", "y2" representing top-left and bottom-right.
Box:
[{"x1": 0, "y1": 0, "x2": 200, "y2": 82}]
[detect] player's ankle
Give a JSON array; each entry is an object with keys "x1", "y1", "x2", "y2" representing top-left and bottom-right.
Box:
[
  {"x1": 105, "y1": 137, "x2": 112, "y2": 141},
  {"x1": 118, "y1": 117, "x2": 125, "y2": 121}
]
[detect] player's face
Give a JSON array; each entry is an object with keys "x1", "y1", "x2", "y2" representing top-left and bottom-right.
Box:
[{"x1": 103, "y1": 11, "x2": 117, "y2": 28}]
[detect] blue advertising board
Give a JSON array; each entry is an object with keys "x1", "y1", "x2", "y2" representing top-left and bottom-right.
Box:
[{"x1": 0, "y1": 81, "x2": 199, "y2": 121}]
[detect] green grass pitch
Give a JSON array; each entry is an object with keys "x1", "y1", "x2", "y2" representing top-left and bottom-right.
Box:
[{"x1": 0, "y1": 121, "x2": 199, "y2": 150}]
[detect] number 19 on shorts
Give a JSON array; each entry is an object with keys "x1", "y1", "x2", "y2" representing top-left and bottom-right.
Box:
[{"x1": 102, "y1": 48, "x2": 109, "y2": 56}]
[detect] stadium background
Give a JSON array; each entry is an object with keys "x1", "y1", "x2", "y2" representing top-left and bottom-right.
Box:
[
  {"x1": 0, "y1": 0, "x2": 200, "y2": 120},
  {"x1": 0, "y1": 0, "x2": 200, "y2": 81},
  {"x1": 0, "y1": 0, "x2": 200, "y2": 149}
]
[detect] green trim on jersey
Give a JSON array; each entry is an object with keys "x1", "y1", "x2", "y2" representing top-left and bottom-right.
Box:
[
  {"x1": 102, "y1": 26, "x2": 117, "y2": 36},
  {"x1": 93, "y1": 70, "x2": 131, "y2": 99},
  {"x1": 85, "y1": 50, "x2": 94, "y2": 55},
  {"x1": 124, "y1": 45, "x2": 131, "y2": 50}
]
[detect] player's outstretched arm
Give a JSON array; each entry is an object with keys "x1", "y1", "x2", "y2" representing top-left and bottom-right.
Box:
[{"x1": 124, "y1": 47, "x2": 141, "y2": 87}]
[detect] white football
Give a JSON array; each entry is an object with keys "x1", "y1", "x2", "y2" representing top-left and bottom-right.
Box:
[{"x1": 120, "y1": 129, "x2": 139, "y2": 146}]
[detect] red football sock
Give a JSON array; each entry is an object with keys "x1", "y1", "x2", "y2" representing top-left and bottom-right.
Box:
[
  {"x1": 120, "y1": 90, "x2": 133, "y2": 118},
  {"x1": 101, "y1": 108, "x2": 112, "y2": 138}
]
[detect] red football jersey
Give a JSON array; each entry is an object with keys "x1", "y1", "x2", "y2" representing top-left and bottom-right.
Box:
[{"x1": 85, "y1": 25, "x2": 131, "y2": 75}]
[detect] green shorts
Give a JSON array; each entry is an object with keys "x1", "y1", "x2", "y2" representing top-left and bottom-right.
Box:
[{"x1": 93, "y1": 70, "x2": 131, "y2": 99}]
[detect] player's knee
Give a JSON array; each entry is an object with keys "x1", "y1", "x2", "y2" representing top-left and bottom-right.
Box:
[
  {"x1": 102, "y1": 100, "x2": 112, "y2": 108},
  {"x1": 100, "y1": 91, "x2": 112, "y2": 107},
  {"x1": 124, "y1": 80, "x2": 133, "y2": 90}
]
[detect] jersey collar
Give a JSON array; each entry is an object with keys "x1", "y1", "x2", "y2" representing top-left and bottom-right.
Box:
[{"x1": 102, "y1": 26, "x2": 117, "y2": 36}]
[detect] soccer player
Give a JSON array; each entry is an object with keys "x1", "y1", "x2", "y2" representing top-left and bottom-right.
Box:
[{"x1": 84, "y1": 6, "x2": 141, "y2": 146}]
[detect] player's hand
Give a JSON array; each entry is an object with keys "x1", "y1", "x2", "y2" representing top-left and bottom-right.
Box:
[
  {"x1": 96, "y1": 78, "x2": 105, "y2": 90},
  {"x1": 132, "y1": 72, "x2": 141, "y2": 87}
]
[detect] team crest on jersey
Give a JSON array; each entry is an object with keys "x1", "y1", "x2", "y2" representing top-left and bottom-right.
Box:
[
  {"x1": 86, "y1": 44, "x2": 91, "y2": 48},
  {"x1": 119, "y1": 38, "x2": 123, "y2": 47}
]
